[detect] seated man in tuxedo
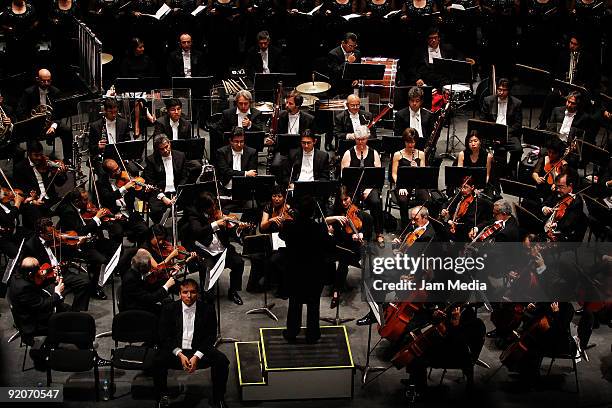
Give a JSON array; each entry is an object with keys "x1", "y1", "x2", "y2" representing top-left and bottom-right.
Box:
[
  {"x1": 333, "y1": 94, "x2": 375, "y2": 149},
  {"x1": 88, "y1": 98, "x2": 131, "y2": 175},
  {"x1": 155, "y1": 279, "x2": 230, "y2": 408},
  {"x1": 327, "y1": 32, "x2": 361, "y2": 97},
  {"x1": 245, "y1": 30, "x2": 283, "y2": 78},
  {"x1": 547, "y1": 91, "x2": 593, "y2": 144},
  {"x1": 480, "y1": 78, "x2": 523, "y2": 177},
  {"x1": 153, "y1": 98, "x2": 193, "y2": 140},
  {"x1": 143, "y1": 135, "x2": 188, "y2": 224},
  {"x1": 267, "y1": 91, "x2": 315, "y2": 180},
  {"x1": 284, "y1": 130, "x2": 330, "y2": 186},
  {"x1": 167, "y1": 33, "x2": 206, "y2": 78},
  {"x1": 216, "y1": 127, "x2": 258, "y2": 196},
  {"x1": 394, "y1": 86, "x2": 433, "y2": 148},
  {"x1": 0, "y1": 186, "x2": 29, "y2": 258}
]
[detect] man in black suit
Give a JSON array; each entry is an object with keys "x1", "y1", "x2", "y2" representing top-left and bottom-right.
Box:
[
  {"x1": 120, "y1": 248, "x2": 175, "y2": 314},
  {"x1": 245, "y1": 31, "x2": 283, "y2": 78},
  {"x1": 155, "y1": 279, "x2": 230, "y2": 408},
  {"x1": 178, "y1": 192, "x2": 245, "y2": 305},
  {"x1": 153, "y1": 98, "x2": 193, "y2": 140},
  {"x1": 480, "y1": 78, "x2": 523, "y2": 177},
  {"x1": 333, "y1": 94, "x2": 375, "y2": 148},
  {"x1": 22, "y1": 218, "x2": 91, "y2": 311},
  {"x1": 284, "y1": 130, "x2": 330, "y2": 185},
  {"x1": 394, "y1": 86, "x2": 433, "y2": 149},
  {"x1": 0, "y1": 188, "x2": 28, "y2": 258},
  {"x1": 143, "y1": 135, "x2": 189, "y2": 224},
  {"x1": 17, "y1": 69, "x2": 73, "y2": 163},
  {"x1": 327, "y1": 32, "x2": 361, "y2": 97},
  {"x1": 547, "y1": 91, "x2": 594, "y2": 143},
  {"x1": 13, "y1": 141, "x2": 68, "y2": 230},
  {"x1": 469, "y1": 199, "x2": 519, "y2": 243},
  {"x1": 167, "y1": 33, "x2": 206, "y2": 78},
  {"x1": 216, "y1": 127, "x2": 258, "y2": 192},
  {"x1": 542, "y1": 171, "x2": 587, "y2": 242},
  {"x1": 88, "y1": 98, "x2": 131, "y2": 175}
]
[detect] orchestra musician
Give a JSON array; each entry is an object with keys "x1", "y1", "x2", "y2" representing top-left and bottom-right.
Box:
[
  {"x1": 119, "y1": 37, "x2": 157, "y2": 78},
  {"x1": 245, "y1": 30, "x2": 283, "y2": 78},
  {"x1": 153, "y1": 98, "x2": 193, "y2": 140},
  {"x1": 439, "y1": 176, "x2": 482, "y2": 242},
  {"x1": 532, "y1": 138, "x2": 568, "y2": 202},
  {"x1": 334, "y1": 94, "x2": 376, "y2": 144},
  {"x1": 88, "y1": 98, "x2": 131, "y2": 173},
  {"x1": 155, "y1": 278, "x2": 230, "y2": 408},
  {"x1": 457, "y1": 130, "x2": 494, "y2": 184},
  {"x1": 178, "y1": 191, "x2": 245, "y2": 305},
  {"x1": 547, "y1": 91, "x2": 593, "y2": 143},
  {"x1": 479, "y1": 78, "x2": 523, "y2": 178},
  {"x1": 276, "y1": 91, "x2": 315, "y2": 135},
  {"x1": 325, "y1": 185, "x2": 373, "y2": 308},
  {"x1": 13, "y1": 141, "x2": 67, "y2": 230},
  {"x1": 394, "y1": 87, "x2": 433, "y2": 145},
  {"x1": 393, "y1": 205, "x2": 436, "y2": 250},
  {"x1": 542, "y1": 169, "x2": 587, "y2": 242},
  {"x1": 340, "y1": 127, "x2": 385, "y2": 247},
  {"x1": 143, "y1": 135, "x2": 188, "y2": 224},
  {"x1": 167, "y1": 32, "x2": 207, "y2": 78},
  {"x1": 468, "y1": 199, "x2": 519, "y2": 242},
  {"x1": 0, "y1": 185, "x2": 30, "y2": 258},
  {"x1": 22, "y1": 217, "x2": 91, "y2": 311},
  {"x1": 216, "y1": 127, "x2": 258, "y2": 196},
  {"x1": 392, "y1": 128, "x2": 429, "y2": 230},
  {"x1": 284, "y1": 130, "x2": 331, "y2": 186},
  {"x1": 327, "y1": 32, "x2": 361, "y2": 96}
]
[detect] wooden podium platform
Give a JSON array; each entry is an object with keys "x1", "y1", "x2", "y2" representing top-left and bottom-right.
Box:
[{"x1": 235, "y1": 326, "x2": 355, "y2": 401}]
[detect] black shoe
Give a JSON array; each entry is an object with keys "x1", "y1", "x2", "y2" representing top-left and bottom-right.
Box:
[
  {"x1": 282, "y1": 330, "x2": 297, "y2": 343},
  {"x1": 486, "y1": 329, "x2": 498, "y2": 338},
  {"x1": 97, "y1": 357, "x2": 112, "y2": 367},
  {"x1": 93, "y1": 286, "x2": 107, "y2": 300},
  {"x1": 356, "y1": 311, "x2": 376, "y2": 326},
  {"x1": 228, "y1": 290, "x2": 243, "y2": 305}
]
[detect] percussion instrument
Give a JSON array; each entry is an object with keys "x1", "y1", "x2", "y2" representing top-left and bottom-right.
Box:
[
  {"x1": 296, "y1": 81, "x2": 331, "y2": 94},
  {"x1": 101, "y1": 53, "x2": 114, "y2": 65},
  {"x1": 361, "y1": 57, "x2": 398, "y2": 99},
  {"x1": 443, "y1": 83, "x2": 473, "y2": 104}
]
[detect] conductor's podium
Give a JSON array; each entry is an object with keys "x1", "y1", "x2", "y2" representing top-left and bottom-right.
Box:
[{"x1": 235, "y1": 326, "x2": 355, "y2": 401}]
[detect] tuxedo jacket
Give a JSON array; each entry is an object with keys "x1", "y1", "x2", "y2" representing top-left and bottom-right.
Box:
[
  {"x1": 245, "y1": 45, "x2": 283, "y2": 77},
  {"x1": 394, "y1": 107, "x2": 434, "y2": 140},
  {"x1": 220, "y1": 107, "x2": 264, "y2": 133},
  {"x1": 178, "y1": 205, "x2": 233, "y2": 251},
  {"x1": 334, "y1": 109, "x2": 375, "y2": 140},
  {"x1": 543, "y1": 194, "x2": 586, "y2": 242},
  {"x1": 410, "y1": 43, "x2": 463, "y2": 88},
  {"x1": 56, "y1": 203, "x2": 101, "y2": 236},
  {"x1": 327, "y1": 45, "x2": 362, "y2": 82},
  {"x1": 277, "y1": 110, "x2": 315, "y2": 134},
  {"x1": 17, "y1": 85, "x2": 61, "y2": 120},
  {"x1": 13, "y1": 159, "x2": 67, "y2": 201},
  {"x1": 88, "y1": 117, "x2": 131, "y2": 157},
  {"x1": 480, "y1": 95, "x2": 523, "y2": 137},
  {"x1": 285, "y1": 148, "x2": 330, "y2": 184},
  {"x1": 120, "y1": 267, "x2": 169, "y2": 312},
  {"x1": 548, "y1": 107, "x2": 593, "y2": 139},
  {"x1": 23, "y1": 235, "x2": 53, "y2": 265},
  {"x1": 153, "y1": 115, "x2": 193, "y2": 140},
  {"x1": 216, "y1": 145, "x2": 258, "y2": 186},
  {"x1": 143, "y1": 150, "x2": 188, "y2": 193},
  {"x1": 95, "y1": 177, "x2": 140, "y2": 214},
  {"x1": 475, "y1": 216, "x2": 520, "y2": 242},
  {"x1": 553, "y1": 50, "x2": 599, "y2": 90},
  {"x1": 167, "y1": 49, "x2": 206, "y2": 78},
  {"x1": 158, "y1": 299, "x2": 217, "y2": 357}
]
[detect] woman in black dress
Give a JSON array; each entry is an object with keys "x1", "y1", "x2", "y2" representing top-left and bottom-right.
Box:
[
  {"x1": 457, "y1": 130, "x2": 494, "y2": 183},
  {"x1": 119, "y1": 37, "x2": 157, "y2": 78},
  {"x1": 1, "y1": 0, "x2": 39, "y2": 73}
]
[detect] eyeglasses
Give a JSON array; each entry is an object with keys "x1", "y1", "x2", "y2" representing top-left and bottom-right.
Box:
[
  {"x1": 348, "y1": 104, "x2": 360, "y2": 108},
  {"x1": 301, "y1": 141, "x2": 313, "y2": 145}
]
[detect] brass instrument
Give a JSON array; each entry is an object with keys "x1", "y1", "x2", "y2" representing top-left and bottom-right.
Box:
[
  {"x1": 31, "y1": 104, "x2": 54, "y2": 129},
  {"x1": 0, "y1": 105, "x2": 13, "y2": 148}
]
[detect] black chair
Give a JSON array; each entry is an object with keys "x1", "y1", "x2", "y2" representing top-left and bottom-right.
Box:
[
  {"x1": 110, "y1": 310, "x2": 159, "y2": 399},
  {"x1": 46, "y1": 312, "x2": 100, "y2": 401},
  {"x1": 541, "y1": 336, "x2": 581, "y2": 393}
]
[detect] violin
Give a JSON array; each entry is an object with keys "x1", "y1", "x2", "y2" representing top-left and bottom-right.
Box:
[
  {"x1": 35, "y1": 155, "x2": 73, "y2": 174},
  {"x1": 212, "y1": 209, "x2": 256, "y2": 232},
  {"x1": 544, "y1": 194, "x2": 574, "y2": 241},
  {"x1": 153, "y1": 238, "x2": 192, "y2": 262},
  {"x1": 44, "y1": 227, "x2": 95, "y2": 247},
  {"x1": 115, "y1": 171, "x2": 159, "y2": 192},
  {"x1": 82, "y1": 201, "x2": 115, "y2": 222},
  {"x1": 397, "y1": 227, "x2": 425, "y2": 252},
  {"x1": 449, "y1": 194, "x2": 474, "y2": 235},
  {"x1": 543, "y1": 158, "x2": 567, "y2": 185},
  {"x1": 344, "y1": 204, "x2": 363, "y2": 236},
  {"x1": 0, "y1": 186, "x2": 26, "y2": 204},
  {"x1": 34, "y1": 262, "x2": 62, "y2": 286}
]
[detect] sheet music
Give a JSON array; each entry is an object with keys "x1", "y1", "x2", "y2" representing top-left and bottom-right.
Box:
[
  {"x1": 100, "y1": 244, "x2": 122, "y2": 286},
  {"x1": 383, "y1": 9, "x2": 400, "y2": 18},
  {"x1": 141, "y1": 3, "x2": 171, "y2": 19},
  {"x1": 295, "y1": 4, "x2": 323, "y2": 15},
  {"x1": 271, "y1": 232, "x2": 286, "y2": 251},
  {"x1": 191, "y1": 5, "x2": 206, "y2": 16},
  {"x1": 206, "y1": 249, "x2": 227, "y2": 291},
  {"x1": 342, "y1": 13, "x2": 362, "y2": 21},
  {"x1": 449, "y1": 4, "x2": 465, "y2": 10}
]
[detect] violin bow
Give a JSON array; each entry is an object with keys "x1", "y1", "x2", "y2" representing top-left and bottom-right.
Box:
[
  {"x1": 88, "y1": 156, "x2": 102, "y2": 208},
  {"x1": 0, "y1": 166, "x2": 17, "y2": 196}
]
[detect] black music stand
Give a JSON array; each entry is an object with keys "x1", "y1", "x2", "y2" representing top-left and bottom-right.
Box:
[
  {"x1": 292, "y1": 180, "x2": 337, "y2": 202},
  {"x1": 444, "y1": 166, "x2": 487, "y2": 190},
  {"x1": 553, "y1": 79, "x2": 588, "y2": 97},
  {"x1": 13, "y1": 115, "x2": 47, "y2": 143},
  {"x1": 320, "y1": 243, "x2": 358, "y2": 325},
  {"x1": 172, "y1": 76, "x2": 213, "y2": 99},
  {"x1": 433, "y1": 58, "x2": 473, "y2": 156},
  {"x1": 276, "y1": 133, "x2": 301, "y2": 154},
  {"x1": 396, "y1": 166, "x2": 439, "y2": 190},
  {"x1": 243, "y1": 234, "x2": 278, "y2": 321},
  {"x1": 171, "y1": 137, "x2": 206, "y2": 160},
  {"x1": 499, "y1": 178, "x2": 538, "y2": 206},
  {"x1": 576, "y1": 140, "x2": 609, "y2": 168},
  {"x1": 522, "y1": 127, "x2": 561, "y2": 148},
  {"x1": 253, "y1": 73, "x2": 298, "y2": 101},
  {"x1": 177, "y1": 181, "x2": 217, "y2": 207},
  {"x1": 103, "y1": 140, "x2": 146, "y2": 166},
  {"x1": 513, "y1": 203, "x2": 545, "y2": 235},
  {"x1": 514, "y1": 64, "x2": 552, "y2": 126},
  {"x1": 467, "y1": 119, "x2": 507, "y2": 149},
  {"x1": 115, "y1": 77, "x2": 162, "y2": 93},
  {"x1": 381, "y1": 135, "x2": 405, "y2": 157},
  {"x1": 342, "y1": 63, "x2": 386, "y2": 82},
  {"x1": 341, "y1": 167, "x2": 385, "y2": 199},
  {"x1": 355, "y1": 282, "x2": 386, "y2": 385},
  {"x1": 232, "y1": 175, "x2": 275, "y2": 205},
  {"x1": 223, "y1": 131, "x2": 266, "y2": 152}
]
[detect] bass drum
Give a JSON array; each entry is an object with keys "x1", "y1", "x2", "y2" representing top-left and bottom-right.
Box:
[{"x1": 474, "y1": 77, "x2": 492, "y2": 112}]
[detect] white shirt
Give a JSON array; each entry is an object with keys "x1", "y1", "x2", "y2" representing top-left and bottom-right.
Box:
[
  {"x1": 559, "y1": 110, "x2": 575, "y2": 140},
  {"x1": 0, "y1": 202, "x2": 10, "y2": 214},
  {"x1": 236, "y1": 108, "x2": 251, "y2": 129},
  {"x1": 162, "y1": 154, "x2": 175, "y2": 193},
  {"x1": 410, "y1": 109, "x2": 424, "y2": 139},
  {"x1": 261, "y1": 49, "x2": 270, "y2": 74},
  {"x1": 195, "y1": 222, "x2": 225, "y2": 256},
  {"x1": 173, "y1": 302, "x2": 204, "y2": 360},
  {"x1": 224, "y1": 149, "x2": 244, "y2": 189},
  {"x1": 39, "y1": 88, "x2": 48, "y2": 106},
  {"x1": 109, "y1": 180, "x2": 129, "y2": 217},
  {"x1": 182, "y1": 50, "x2": 192, "y2": 77},
  {"x1": 40, "y1": 237, "x2": 59, "y2": 266},
  {"x1": 428, "y1": 46, "x2": 442, "y2": 64},
  {"x1": 349, "y1": 112, "x2": 361, "y2": 134},
  {"x1": 170, "y1": 119, "x2": 180, "y2": 140},
  {"x1": 496, "y1": 99, "x2": 508, "y2": 126},
  {"x1": 28, "y1": 159, "x2": 48, "y2": 199},
  {"x1": 288, "y1": 112, "x2": 300, "y2": 134},
  {"x1": 105, "y1": 118, "x2": 117, "y2": 144},
  {"x1": 298, "y1": 150, "x2": 315, "y2": 182}
]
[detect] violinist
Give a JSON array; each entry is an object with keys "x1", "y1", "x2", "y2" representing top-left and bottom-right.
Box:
[
  {"x1": 391, "y1": 128, "x2": 428, "y2": 230},
  {"x1": 542, "y1": 170, "x2": 586, "y2": 242},
  {"x1": 144, "y1": 135, "x2": 188, "y2": 224},
  {"x1": 532, "y1": 138, "x2": 567, "y2": 202},
  {"x1": 13, "y1": 141, "x2": 67, "y2": 230},
  {"x1": 0, "y1": 185, "x2": 29, "y2": 258},
  {"x1": 142, "y1": 224, "x2": 198, "y2": 267},
  {"x1": 120, "y1": 248, "x2": 175, "y2": 314},
  {"x1": 393, "y1": 206, "x2": 436, "y2": 250},
  {"x1": 325, "y1": 185, "x2": 373, "y2": 309},
  {"x1": 23, "y1": 218, "x2": 91, "y2": 311},
  {"x1": 178, "y1": 191, "x2": 245, "y2": 305},
  {"x1": 439, "y1": 176, "x2": 481, "y2": 242},
  {"x1": 96, "y1": 158, "x2": 150, "y2": 245},
  {"x1": 468, "y1": 199, "x2": 519, "y2": 243}
]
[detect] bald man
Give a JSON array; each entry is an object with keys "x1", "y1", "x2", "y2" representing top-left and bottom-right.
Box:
[
  {"x1": 333, "y1": 95, "x2": 376, "y2": 148},
  {"x1": 17, "y1": 69, "x2": 74, "y2": 163}
]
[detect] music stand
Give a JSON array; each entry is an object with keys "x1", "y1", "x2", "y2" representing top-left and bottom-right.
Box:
[
  {"x1": 320, "y1": 243, "x2": 358, "y2": 325},
  {"x1": 276, "y1": 133, "x2": 301, "y2": 154},
  {"x1": 253, "y1": 73, "x2": 298, "y2": 101},
  {"x1": 396, "y1": 167, "x2": 439, "y2": 190},
  {"x1": 176, "y1": 181, "x2": 217, "y2": 207},
  {"x1": 115, "y1": 77, "x2": 162, "y2": 94},
  {"x1": 499, "y1": 178, "x2": 538, "y2": 206},
  {"x1": 381, "y1": 135, "x2": 405, "y2": 156},
  {"x1": 552, "y1": 79, "x2": 588, "y2": 97},
  {"x1": 172, "y1": 76, "x2": 213, "y2": 99},
  {"x1": 243, "y1": 234, "x2": 278, "y2": 321},
  {"x1": 515, "y1": 64, "x2": 552, "y2": 126},
  {"x1": 467, "y1": 119, "x2": 508, "y2": 148},
  {"x1": 292, "y1": 180, "x2": 337, "y2": 199},
  {"x1": 232, "y1": 175, "x2": 275, "y2": 204},
  {"x1": 341, "y1": 167, "x2": 385, "y2": 199},
  {"x1": 223, "y1": 131, "x2": 266, "y2": 152},
  {"x1": 103, "y1": 140, "x2": 146, "y2": 164},
  {"x1": 576, "y1": 140, "x2": 608, "y2": 168},
  {"x1": 342, "y1": 63, "x2": 386, "y2": 82},
  {"x1": 13, "y1": 115, "x2": 46, "y2": 143},
  {"x1": 445, "y1": 166, "x2": 487, "y2": 190},
  {"x1": 522, "y1": 127, "x2": 561, "y2": 148},
  {"x1": 355, "y1": 282, "x2": 386, "y2": 385},
  {"x1": 513, "y1": 203, "x2": 545, "y2": 235},
  {"x1": 171, "y1": 138, "x2": 206, "y2": 161}
]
